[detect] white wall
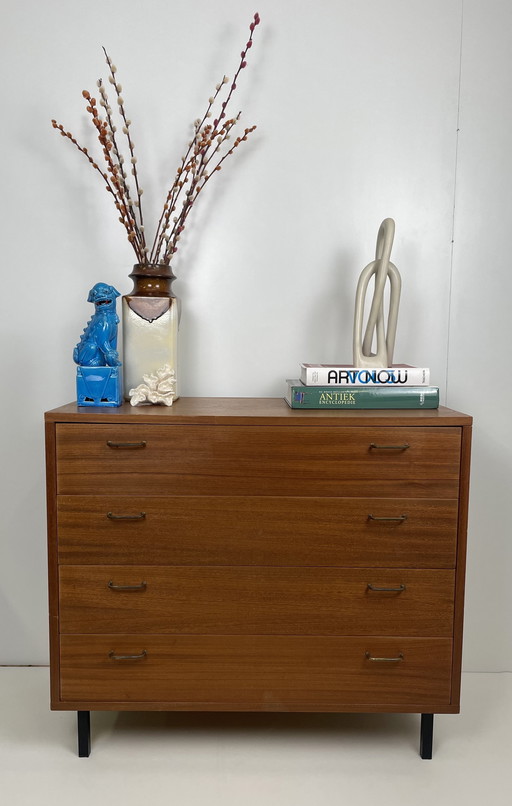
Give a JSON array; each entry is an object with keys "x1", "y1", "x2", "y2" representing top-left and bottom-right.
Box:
[
  {"x1": 449, "y1": 0, "x2": 512, "y2": 672},
  {"x1": 0, "y1": 0, "x2": 508, "y2": 669}
]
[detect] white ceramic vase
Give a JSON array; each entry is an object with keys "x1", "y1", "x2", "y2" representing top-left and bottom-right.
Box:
[{"x1": 122, "y1": 263, "x2": 179, "y2": 400}]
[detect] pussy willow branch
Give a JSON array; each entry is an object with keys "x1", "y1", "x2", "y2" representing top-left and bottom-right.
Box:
[
  {"x1": 96, "y1": 78, "x2": 145, "y2": 258},
  {"x1": 154, "y1": 12, "x2": 261, "y2": 264},
  {"x1": 50, "y1": 117, "x2": 144, "y2": 262},
  {"x1": 103, "y1": 48, "x2": 147, "y2": 255},
  {"x1": 82, "y1": 91, "x2": 144, "y2": 262},
  {"x1": 161, "y1": 116, "x2": 239, "y2": 260},
  {"x1": 215, "y1": 16, "x2": 258, "y2": 131},
  {"x1": 149, "y1": 78, "x2": 227, "y2": 264},
  {"x1": 51, "y1": 12, "x2": 261, "y2": 267},
  {"x1": 163, "y1": 120, "x2": 256, "y2": 263}
]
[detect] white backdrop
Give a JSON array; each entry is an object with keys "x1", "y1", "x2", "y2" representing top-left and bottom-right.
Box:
[{"x1": 0, "y1": 0, "x2": 509, "y2": 669}]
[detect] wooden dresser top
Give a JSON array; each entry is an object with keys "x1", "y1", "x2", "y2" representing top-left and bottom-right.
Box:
[{"x1": 45, "y1": 399, "x2": 473, "y2": 427}]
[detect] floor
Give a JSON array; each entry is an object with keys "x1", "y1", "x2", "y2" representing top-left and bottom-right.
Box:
[{"x1": 0, "y1": 668, "x2": 509, "y2": 806}]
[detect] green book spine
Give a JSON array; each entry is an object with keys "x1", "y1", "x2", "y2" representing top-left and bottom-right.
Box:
[{"x1": 284, "y1": 380, "x2": 439, "y2": 409}]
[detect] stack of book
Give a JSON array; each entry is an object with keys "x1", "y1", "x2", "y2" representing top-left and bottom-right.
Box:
[{"x1": 285, "y1": 364, "x2": 439, "y2": 409}]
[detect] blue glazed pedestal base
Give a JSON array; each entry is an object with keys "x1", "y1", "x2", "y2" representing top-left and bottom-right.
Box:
[{"x1": 76, "y1": 366, "x2": 122, "y2": 407}]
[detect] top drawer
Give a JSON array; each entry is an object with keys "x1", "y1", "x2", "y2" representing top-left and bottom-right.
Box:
[{"x1": 55, "y1": 424, "x2": 461, "y2": 496}]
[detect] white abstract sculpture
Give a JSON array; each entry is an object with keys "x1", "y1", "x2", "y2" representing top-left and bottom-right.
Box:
[
  {"x1": 353, "y1": 218, "x2": 401, "y2": 368},
  {"x1": 129, "y1": 364, "x2": 177, "y2": 406}
]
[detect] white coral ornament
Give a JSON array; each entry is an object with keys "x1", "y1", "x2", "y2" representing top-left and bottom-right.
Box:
[{"x1": 129, "y1": 365, "x2": 177, "y2": 406}]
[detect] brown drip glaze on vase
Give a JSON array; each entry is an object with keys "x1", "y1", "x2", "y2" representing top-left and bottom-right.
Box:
[{"x1": 126, "y1": 263, "x2": 178, "y2": 323}]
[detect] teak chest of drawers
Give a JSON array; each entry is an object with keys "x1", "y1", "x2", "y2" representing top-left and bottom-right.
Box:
[{"x1": 45, "y1": 399, "x2": 472, "y2": 757}]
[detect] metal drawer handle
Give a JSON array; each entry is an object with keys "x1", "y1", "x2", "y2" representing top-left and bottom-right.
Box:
[
  {"x1": 107, "y1": 512, "x2": 146, "y2": 521},
  {"x1": 365, "y1": 651, "x2": 404, "y2": 663},
  {"x1": 108, "y1": 580, "x2": 147, "y2": 591},
  {"x1": 106, "y1": 440, "x2": 147, "y2": 449},
  {"x1": 367, "y1": 583, "x2": 406, "y2": 592},
  {"x1": 368, "y1": 514, "x2": 408, "y2": 522},
  {"x1": 109, "y1": 650, "x2": 147, "y2": 661},
  {"x1": 369, "y1": 443, "x2": 410, "y2": 450}
]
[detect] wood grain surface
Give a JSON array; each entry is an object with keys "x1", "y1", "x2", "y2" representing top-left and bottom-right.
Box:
[
  {"x1": 45, "y1": 400, "x2": 472, "y2": 717},
  {"x1": 45, "y1": 398, "x2": 472, "y2": 427},
  {"x1": 55, "y1": 424, "x2": 462, "y2": 496},
  {"x1": 59, "y1": 566, "x2": 455, "y2": 636},
  {"x1": 59, "y1": 634, "x2": 453, "y2": 708},
  {"x1": 57, "y1": 495, "x2": 459, "y2": 567}
]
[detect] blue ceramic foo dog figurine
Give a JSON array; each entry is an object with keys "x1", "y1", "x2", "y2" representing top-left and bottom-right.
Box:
[{"x1": 74, "y1": 282, "x2": 122, "y2": 407}]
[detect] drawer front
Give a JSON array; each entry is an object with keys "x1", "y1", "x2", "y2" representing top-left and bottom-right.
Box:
[
  {"x1": 55, "y1": 424, "x2": 462, "y2": 496},
  {"x1": 57, "y1": 495, "x2": 459, "y2": 567},
  {"x1": 59, "y1": 635, "x2": 453, "y2": 707},
  {"x1": 59, "y1": 567, "x2": 455, "y2": 636}
]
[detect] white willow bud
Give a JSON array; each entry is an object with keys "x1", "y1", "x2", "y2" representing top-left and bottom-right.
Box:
[
  {"x1": 117, "y1": 97, "x2": 124, "y2": 105},
  {"x1": 111, "y1": 65, "x2": 117, "y2": 73},
  {"x1": 116, "y1": 83, "x2": 122, "y2": 92},
  {"x1": 108, "y1": 76, "x2": 115, "y2": 84},
  {"x1": 131, "y1": 156, "x2": 137, "y2": 164},
  {"x1": 138, "y1": 188, "x2": 144, "y2": 195},
  {"x1": 209, "y1": 97, "x2": 214, "y2": 104},
  {"x1": 222, "y1": 76, "x2": 229, "y2": 84}
]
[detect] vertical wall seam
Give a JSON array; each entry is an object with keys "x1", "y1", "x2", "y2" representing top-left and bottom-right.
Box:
[{"x1": 446, "y1": 0, "x2": 465, "y2": 404}]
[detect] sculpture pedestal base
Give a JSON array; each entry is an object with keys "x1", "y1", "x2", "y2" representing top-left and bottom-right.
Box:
[{"x1": 76, "y1": 366, "x2": 122, "y2": 407}]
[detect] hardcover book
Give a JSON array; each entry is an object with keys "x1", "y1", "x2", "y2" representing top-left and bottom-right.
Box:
[
  {"x1": 300, "y1": 363, "x2": 430, "y2": 387},
  {"x1": 285, "y1": 379, "x2": 439, "y2": 409}
]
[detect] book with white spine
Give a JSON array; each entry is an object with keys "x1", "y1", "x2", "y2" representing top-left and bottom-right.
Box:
[{"x1": 300, "y1": 363, "x2": 430, "y2": 387}]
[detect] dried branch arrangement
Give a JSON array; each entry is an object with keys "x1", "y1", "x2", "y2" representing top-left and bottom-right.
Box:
[{"x1": 52, "y1": 12, "x2": 261, "y2": 266}]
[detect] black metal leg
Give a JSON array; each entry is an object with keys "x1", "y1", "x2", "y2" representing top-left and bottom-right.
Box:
[
  {"x1": 420, "y1": 713, "x2": 434, "y2": 759},
  {"x1": 77, "y1": 711, "x2": 91, "y2": 757}
]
